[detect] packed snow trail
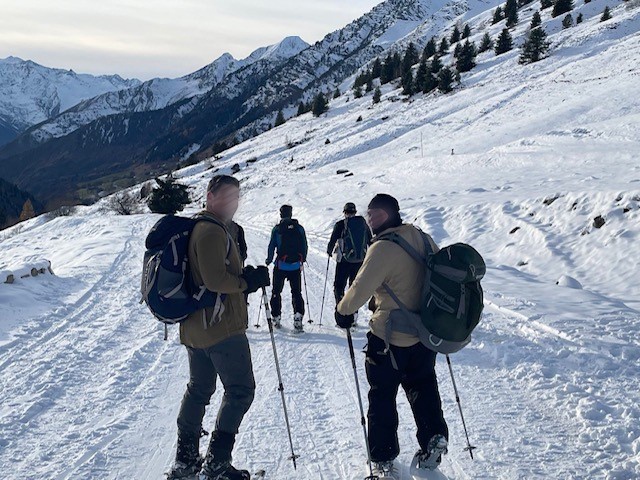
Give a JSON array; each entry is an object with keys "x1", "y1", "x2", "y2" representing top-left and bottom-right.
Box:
[{"x1": 1, "y1": 211, "x2": 638, "y2": 478}]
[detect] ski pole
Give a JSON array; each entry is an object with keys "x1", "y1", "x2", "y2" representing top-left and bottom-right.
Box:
[
  {"x1": 346, "y1": 329, "x2": 377, "y2": 480},
  {"x1": 261, "y1": 287, "x2": 300, "y2": 469},
  {"x1": 318, "y1": 256, "x2": 330, "y2": 327},
  {"x1": 254, "y1": 296, "x2": 263, "y2": 328},
  {"x1": 301, "y1": 263, "x2": 313, "y2": 323},
  {"x1": 446, "y1": 354, "x2": 476, "y2": 460}
]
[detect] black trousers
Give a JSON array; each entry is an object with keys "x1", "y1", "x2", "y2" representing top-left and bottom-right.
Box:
[
  {"x1": 365, "y1": 333, "x2": 449, "y2": 462},
  {"x1": 270, "y1": 267, "x2": 305, "y2": 318},
  {"x1": 334, "y1": 261, "x2": 363, "y2": 303}
]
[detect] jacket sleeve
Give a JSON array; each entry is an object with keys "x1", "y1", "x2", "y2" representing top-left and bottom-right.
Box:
[
  {"x1": 267, "y1": 227, "x2": 278, "y2": 262},
  {"x1": 237, "y1": 225, "x2": 248, "y2": 261},
  {"x1": 327, "y1": 221, "x2": 342, "y2": 255},
  {"x1": 195, "y1": 224, "x2": 248, "y2": 294},
  {"x1": 337, "y1": 242, "x2": 389, "y2": 315},
  {"x1": 299, "y1": 225, "x2": 308, "y2": 261}
]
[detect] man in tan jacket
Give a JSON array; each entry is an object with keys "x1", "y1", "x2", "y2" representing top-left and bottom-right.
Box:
[
  {"x1": 336, "y1": 194, "x2": 449, "y2": 479},
  {"x1": 169, "y1": 175, "x2": 270, "y2": 480}
]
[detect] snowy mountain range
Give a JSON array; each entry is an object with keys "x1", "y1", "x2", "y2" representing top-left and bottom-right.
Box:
[
  {"x1": 0, "y1": 0, "x2": 485, "y2": 208},
  {"x1": 0, "y1": 56, "x2": 140, "y2": 146}
]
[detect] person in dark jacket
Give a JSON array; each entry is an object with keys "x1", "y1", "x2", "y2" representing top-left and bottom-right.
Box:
[
  {"x1": 168, "y1": 175, "x2": 270, "y2": 480},
  {"x1": 266, "y1": 204, "x2": 308, "y2": 332},
  {"x1": 327, "y1": 202, "x2": 372, "y2": 306}
]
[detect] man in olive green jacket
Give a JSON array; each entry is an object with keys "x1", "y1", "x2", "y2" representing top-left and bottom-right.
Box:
[
  {"x1": 336, "y1": 194, "x2": 449, "y2": 478},
  {"x1": 169, "y1": 175, "x2": 270, "y2": 480}
]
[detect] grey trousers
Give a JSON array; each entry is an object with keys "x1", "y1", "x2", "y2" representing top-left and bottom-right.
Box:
[{"x1": 177, "y1": 333, "x2": 256, "y2": 437}]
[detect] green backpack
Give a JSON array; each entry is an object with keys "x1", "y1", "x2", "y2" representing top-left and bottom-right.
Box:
[{"x1": 378, "y1": 229, "x2": 485, "y2": 355}]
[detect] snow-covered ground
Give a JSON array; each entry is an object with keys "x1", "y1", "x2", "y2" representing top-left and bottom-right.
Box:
[{"x1": 1, "y1": 2, "x2": 639, "y2": 479}]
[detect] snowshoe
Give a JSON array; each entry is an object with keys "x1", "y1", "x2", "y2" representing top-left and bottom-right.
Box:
[
  {"x1": 166, "y1": 458, "x2": 203, "y2": 479},
  {"x1": 199, "y1": 460, "x2": 250, "y2": 480},
  {"x1": 272, "y1": 315, "x2": 282, "y2": 329}
]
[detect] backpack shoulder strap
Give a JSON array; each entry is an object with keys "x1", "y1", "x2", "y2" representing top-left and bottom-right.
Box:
[
  {"x1": 192, "y1": 215, "x2": 232, "y2": 257},
  {"x1": 376, "y1": 231, "x2": 428, "y2": 266}
]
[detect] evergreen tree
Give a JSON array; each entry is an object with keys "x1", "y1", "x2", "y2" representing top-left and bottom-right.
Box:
[
  {"x1": 438, "y1": 67, "x2": 455, "y2": 93},
  {"x1": 148, "y1": 177, "x2": 190, "y2": 215},
  {"x1": 366, "y1": 76, "x2": 374, "y2": 93},
  {"x1": 601, "y1": 6, "x2": 611, "y2": 21},
  {"x1": 456, "y1": 40, "x2": 478, "y2": 73},
  {"x1": 495, "y1": 28, "x2": 514, "y2": 55},
  {"x1": 371, "y1": 58, "x2": 383, "y2": 78},
  {"x1": 381, "y1": 54, "x2": 395, "y2": 83},
  {"x1": 424, "y1": 71, "x2": 439, "y2": 93},
  {"x1": 492, "y1": 6, "x2": 504, "y2": 24},
  {"x1": 423, "y1": 37, "x2": 437, "y2": 60},
  {"x1": 297, "y1": 101, "x2": 306, "y2": 116},
  {"x1": 450, "y1": 25, "x2": 461, "y2": 44},
  {"x1": 541, "y1": 0, "x2": 553, "y2": 8},
  {"x1": 19, "y1": 199, "x2": 35, "y2": 222},
  {"x1": 439, "y1": 37, "x2": 450, "y2": 54},
  {"x1": 402, "y1": 69, "x2": 414, "y2": 96},
  {"x1": 373, "y1": 87, "x2": 382, "y2": 104},
  {"x1": 312, "y1": 92, "x2": 329, "y2": 117},
  {"x1": 531, "y1": 11, "x2": 542, "y2": 29},
  {"x1": 430, "y1": 55, "x2": 443, "y2": 74},
  {"x1": 576, "y1": 13, "x2": 583, "y2": 23},
  {"x1": 479, "y1": 32, "x2": 494, "y2": 53},
  {"x1": 462, "y1": 24, "x2": 472, "y2": 39},
  {"x1": 562, "y1": 14, "x2": 573, "y2": 28},
  {"x1": 402, "y1": 42, "x2": 420, "y2": 73},
  {"x1": 333, "y1": 87, "x2": 341, "y2": 99},
  {"x1": 505, "y1": 0, "x2": 519, "y2": 27},
  {"x1": 453, "y1": 43, "x2": 462, "y2": 58},
  {"x1": 275, "y1": 109, "x2": 285, "y2": 127},
  {"x1": 415, "y1": 58, "x2": 429, "y2": 92},
  {"x1": 353, "y1": 85, "x2": 363, "y2": 99},
  {"x1": 392, "y1": 52, "x2": 403, "y2": 79},
  {"x1": 552, "y1": 0, "x2": 573, "y2": 18},
  {"x1": 519, "y1": 26, "x2": 551, "y2": 63}
]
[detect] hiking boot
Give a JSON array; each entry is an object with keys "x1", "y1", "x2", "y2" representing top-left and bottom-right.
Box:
[
  {"x1": 413, "y1": 434, "x2": 448, "y2": 471},
  {"x1": 167, "y1": 432, "x2": 202, "y2": 479},
  {"x1": 272, "y1": 315, "x2": 281, "y2": 328},
  {"x1": 293, "y1": 313, "x2": 304, "y2": 333},
  {"x1": 370, "y1": 460, "x2": 398, "y2": 479}
]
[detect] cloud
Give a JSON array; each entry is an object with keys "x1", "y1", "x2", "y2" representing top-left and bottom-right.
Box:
[{"x1": 0, "y1": 0, "x2": 381, "y2": 80}]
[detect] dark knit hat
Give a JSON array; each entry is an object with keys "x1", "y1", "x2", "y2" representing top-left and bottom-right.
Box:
[
  {"x1": 368, "y1": 194, "x2": 400, "y2": 214},
  {"x1": 343, "y1": 202, "x2": 357, "y2": 214},
  {"x1": 280, "y1": 204, "x2": 293, "y2": 218}
]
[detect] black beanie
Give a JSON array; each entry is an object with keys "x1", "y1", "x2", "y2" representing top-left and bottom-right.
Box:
[
  {"x1": 368, "y1": 194, "x2": 402, "y2": 234},
  {"x1": 343, "y1": 202, "x2": 357, "y2": 214},
  {"x1": 280, "y1": 204, "x2": 293, "y2": 218}
]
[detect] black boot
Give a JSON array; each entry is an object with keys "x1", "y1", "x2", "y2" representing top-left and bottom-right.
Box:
[
  {"x1": 200, "y1": 431, "x2": 250, "y2": 480},
  {"x1": 167, "y1": 431, "x2": 203, "y2": 479}
]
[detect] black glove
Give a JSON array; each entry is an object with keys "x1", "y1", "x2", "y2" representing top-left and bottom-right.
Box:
[
  {"x1": 335, "y1": 309, "x2": 355, "y2": 329},
  {"x1": 241, "y1": 265, "x2": 270, "y2": 294}
]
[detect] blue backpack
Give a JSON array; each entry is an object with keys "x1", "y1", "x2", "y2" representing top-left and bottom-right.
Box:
[{"x1": 140, "y1": 214, "x2": 230, "y2": 338}]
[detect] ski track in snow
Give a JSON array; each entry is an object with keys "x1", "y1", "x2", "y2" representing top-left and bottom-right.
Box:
[{"x1": 1, "y1": 216, "x2": 638, "y2": 479}]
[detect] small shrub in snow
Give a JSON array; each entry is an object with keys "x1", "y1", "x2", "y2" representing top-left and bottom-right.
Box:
[
  {"x1": 106, "y1": 191, "x2": 142, "y2": 216},
  {"x1": 600, "y1": 6, "x2": 612, "y2": 21}
]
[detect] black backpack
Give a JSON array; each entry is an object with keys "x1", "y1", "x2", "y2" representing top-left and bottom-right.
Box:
[
  {"x1": 341, "y1": 216, "x2": 369, "y2": 263},
  {"x1": 277, "y1": 219, "x2": 305, "y2": 264},
  {"x1": 140, "y1": 214, "x2": 230, "y2": 338},
  {"x1": 378, "y1": 229, "x2": 485, "y2": 354}
]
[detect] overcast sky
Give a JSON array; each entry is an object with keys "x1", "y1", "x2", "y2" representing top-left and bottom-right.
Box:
[{"x1": 0, "y1": 0, "x2": 382, "y2": 80}]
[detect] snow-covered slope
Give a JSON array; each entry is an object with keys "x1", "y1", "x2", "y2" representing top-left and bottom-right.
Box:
[
  {"x1": 0, "y1": 56, "x2": 140, "y2": 143},
  {"x1": 1, "y1": 2, "x2": 639, "y2": 480},
  {"x1": 21, "y1": 36, "x2": 310, "y2": 144}
]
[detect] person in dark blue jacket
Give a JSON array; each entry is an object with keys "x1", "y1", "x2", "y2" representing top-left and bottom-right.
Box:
[{"x1": 266, "y1": 205, "x2": 308, "y2": 332}]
